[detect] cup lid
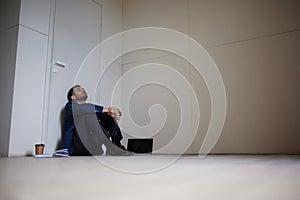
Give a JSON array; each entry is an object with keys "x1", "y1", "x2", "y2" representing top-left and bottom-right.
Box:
[{"x1": 35, "y1": 144, "x2": 45, "y2": 146}]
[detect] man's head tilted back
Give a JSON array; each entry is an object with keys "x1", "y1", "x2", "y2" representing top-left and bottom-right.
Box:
[{"x1": 67, "y1": 85, "x2": 88, "y2": 103}]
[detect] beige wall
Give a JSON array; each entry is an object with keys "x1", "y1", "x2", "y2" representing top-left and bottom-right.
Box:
[{"x1": 122, "y1": 0, "x2": 300, "y2": 154}]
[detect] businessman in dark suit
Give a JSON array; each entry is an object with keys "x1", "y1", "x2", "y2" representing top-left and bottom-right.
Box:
[{"x1": 63, "y1": 85, "x2": 130, "y2": 156}]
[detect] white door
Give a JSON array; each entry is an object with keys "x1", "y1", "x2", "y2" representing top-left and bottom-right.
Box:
[{"x1": 45, "y1": 0, "x2": 102, "y2": 153}]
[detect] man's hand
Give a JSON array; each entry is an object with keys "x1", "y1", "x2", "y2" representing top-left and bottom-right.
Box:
[{"x1": 107, "y1": 107, "x2": 121, "y2": 120}]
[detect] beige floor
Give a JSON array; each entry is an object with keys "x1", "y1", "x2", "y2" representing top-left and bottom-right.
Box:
[{"x1": 0, "y1": 155, "x2": 299, "y2": 200}]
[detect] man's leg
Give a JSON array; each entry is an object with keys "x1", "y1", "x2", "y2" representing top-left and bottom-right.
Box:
[
  {"x1": 97, "y1": 113, "x2": 126, "y2": 150},
  {"x1": 75, "y1": 113, "x2": 130, "y2": 155}
]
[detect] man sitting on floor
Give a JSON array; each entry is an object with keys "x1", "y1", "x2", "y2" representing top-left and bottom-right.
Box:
[{"x1": 63, "y1": 85, "x2": 130, "y2": 156}]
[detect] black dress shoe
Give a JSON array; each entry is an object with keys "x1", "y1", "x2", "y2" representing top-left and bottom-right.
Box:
[{"x1": 106, "y1": 149, "x2": 134, "y2": 156}]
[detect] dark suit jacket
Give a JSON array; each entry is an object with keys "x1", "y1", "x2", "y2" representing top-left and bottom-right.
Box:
[{"x1": 63, "y1": 101, "x2": 103, "y2": 155}]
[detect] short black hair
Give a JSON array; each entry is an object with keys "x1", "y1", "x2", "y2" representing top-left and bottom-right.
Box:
[{"x1": 67, "y1": 85, "x2": 81, "y2": 101}]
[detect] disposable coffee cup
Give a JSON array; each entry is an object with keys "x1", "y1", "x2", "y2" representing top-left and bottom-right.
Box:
[{"x1": 35, "y1": 144, "x2": 45, "y2": 155}]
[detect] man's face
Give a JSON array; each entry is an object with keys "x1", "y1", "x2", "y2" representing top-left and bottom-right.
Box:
[{"x1": 72, "y1": 86, "x2": 88, "y2": 102}]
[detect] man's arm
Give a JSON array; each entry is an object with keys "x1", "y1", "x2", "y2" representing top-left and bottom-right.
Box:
[
  {"x1": 63, "y1": 102, "x2": 75, "y2": 153},
  {"x1": 96, "y1": 106, "x2": 121, "y2": 120},
  {"x1": 72, "y1": 102, "x2": 104, "y2": 115},
  {"x1": 72, "y1": 101, "x2": 121, "y2": 120}
]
